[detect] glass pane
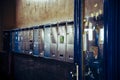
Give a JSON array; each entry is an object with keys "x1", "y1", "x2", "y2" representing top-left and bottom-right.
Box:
[{"x1": 82, "y1": 0, "x2": 104, "y2": 80}]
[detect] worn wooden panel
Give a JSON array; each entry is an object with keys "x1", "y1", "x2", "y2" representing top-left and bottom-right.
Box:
[{"x1": 16, "y1": 0, "x2": 74, "y2": 28}]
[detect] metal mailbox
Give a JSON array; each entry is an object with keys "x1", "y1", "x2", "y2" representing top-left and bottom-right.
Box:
[
  {"x1": 33, "y1": 29, "x2": 40, "y2": 56},
  {"x1": 66, "y1": 25, "x2": 74, "y2": 63},
  {"x1": 50, "y1": 27, "x2": 58, "y2": 59},
  {"x1": 44, "y1": 27, "x2": 51, "y2": 58},
  {"x1": 57, "y1": 25, "x2": 66, "y2": 61},
  {"x1": 38, "y1": 28, "x2": 44, "y2": 57}
]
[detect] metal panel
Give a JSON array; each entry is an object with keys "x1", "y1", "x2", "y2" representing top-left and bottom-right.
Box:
[
  {"x1": 44, "y1": 27, "x2": 51, "y2": 57},
  {"x1": 66, "y1": 25, "x2": 74, "y2": 63},
  {"x1": 12, "y1": 32, "x2": 15, "y2": 51},
  {"x1": 66, "y1": 44, "x2": 74, "y2": 62},
  {"x1": 21, "y1": 30, "x2": 33, "y2": 54},
  {"x1": 21, "y1": 30, "x2": 26, "y2": 53},
  {"x1": 33, "y1": 42, "x2": 40, "y2": 56},
  {"x1": 10, "y1": 32, "x2": 12, "y2": 52},
  {"x1": 57, "y1": 26, "x2": 66, "y2": 61},
  {"x1": 20, "y1": 31, "x2": 24, "y2": 53},
  {"x1": 50, "y1": 27, "x2": 58, "y2": 59},
  {"x1": 33, "y1": 29, "x2": 39, "y2": 56},
  {"x1": 34, "y1": 29, "x2": 39, "y2": 42},
  {"x1": 18, "y1": 31, "x2": 22, "y2": 53},
  {"x1": 24, "y1": 42, "x2": 30, "y2": 54},
  {"x1": 29, "y1": 30, "x2": 34, "y2": 41},
  {"x1": 39, "y1": 29, "x2": 44, "y2": 57},
  {"x1": 14, "y1": 31, "x2": 19, "y2": 52},
  {"x1": 18, "y1": 42, "x2": 22, "y2": 53},
  {"x1": 28, "y1": 30, "x2": 34, "y2": 54},
  {"x1": 24, "y1": 30, "x2": 28, "y2": 53},
  {"x1": 23, "y1": 30, "x2": 27, "y2": 42}
]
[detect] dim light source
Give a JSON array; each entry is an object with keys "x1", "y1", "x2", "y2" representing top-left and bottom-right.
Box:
[
  {"x1": 84, "y1": 29, "x2": 93, "y2": 41},
  {"x1": 100, "y1": 28, "x2": 104, "y2": 41},
  {"x1": 94, "y1": 3, "x2": 98, "y2": 7}
]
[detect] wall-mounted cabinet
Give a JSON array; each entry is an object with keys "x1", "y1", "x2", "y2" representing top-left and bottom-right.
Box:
[{"x1": 7, "y1": 21, "x2": 74, "y2": 63}]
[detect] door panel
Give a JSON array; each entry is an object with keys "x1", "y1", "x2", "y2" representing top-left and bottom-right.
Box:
[
  {"x1": 57, "y1": 26, "x2": 66, "y2": 61},
  {"x1": 20, "y1": 31, "x2": 25, "y2": 53},
  {"x1": 14, "y1": 32, "x2": 19, "y2": 52},
  {"x1": 29, "y1": 30, "x2": 34, "y2": 54},
  {"x1": 24, "y1": 30, "x2": 30, "y2": 54},
  {"x1": 18, "y1": 31, "x2": 22, "y2": 53},
  {"x1": 39, "y1": 29, "x2": 44, "y2": 57},
  {"x1": 44, "y1": 27, "x2": 51, "y2": 57},
  {"x1": 33, "y1": 29, "x2": 39, "y2": 56},
  {"x1": 12, "y1": 32, "x2": 15, "y2": 51},
  {"x1": 50, "y1": 27, "x2": 58, "y2": 59},
  {"x1": 66, "y1": 25, "x2": 74, "y2": 63},
  {"x1": 22, "y1": 30, "x2": 26, "y2": 53}
]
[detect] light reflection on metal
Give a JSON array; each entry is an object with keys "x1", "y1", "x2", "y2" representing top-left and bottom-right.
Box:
[
  {"x1": 99, "y1": 28, "x2": 104, "y2": 44},
  {"x1": 90, "y1": 13, "x2": 94, "y2": 17},
  {"x1": 95, "y1": 12, "x2": 99, "y2": 18},
  {"x1": 88, "y1": 29, "x2": 93, "y2": 41},
  {"x1": 84, "y1": 28, "x2": 93, "y2": 41},
  {"x1": 51, "y1": 27, "x2": 57, "y2": 43},
  {"x1": 94, "y1": 3, "x2": 98, "y2": 7},
  {"x1": 76, "y1": 65, "x2": 79, "y2": 80},
  {"x1": 99, "y1": 9, "x2": 102, "y2": 14},
  {"x1": 83, "y1": 33, "x2": 87, "y2": 51}
]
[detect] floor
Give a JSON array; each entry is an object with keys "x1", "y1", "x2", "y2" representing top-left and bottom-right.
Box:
[{"x1": 0, "y1": 52, "x2": 74, "y2": 80}]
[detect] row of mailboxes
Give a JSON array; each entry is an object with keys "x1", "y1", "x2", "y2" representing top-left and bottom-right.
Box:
[{"x1": 10, "y1": 22, "x2": 74, "y2": 63}]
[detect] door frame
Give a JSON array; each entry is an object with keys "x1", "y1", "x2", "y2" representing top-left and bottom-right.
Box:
[{"x1": 74, "y1": 0, "x2": 118, "y2": 80}]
